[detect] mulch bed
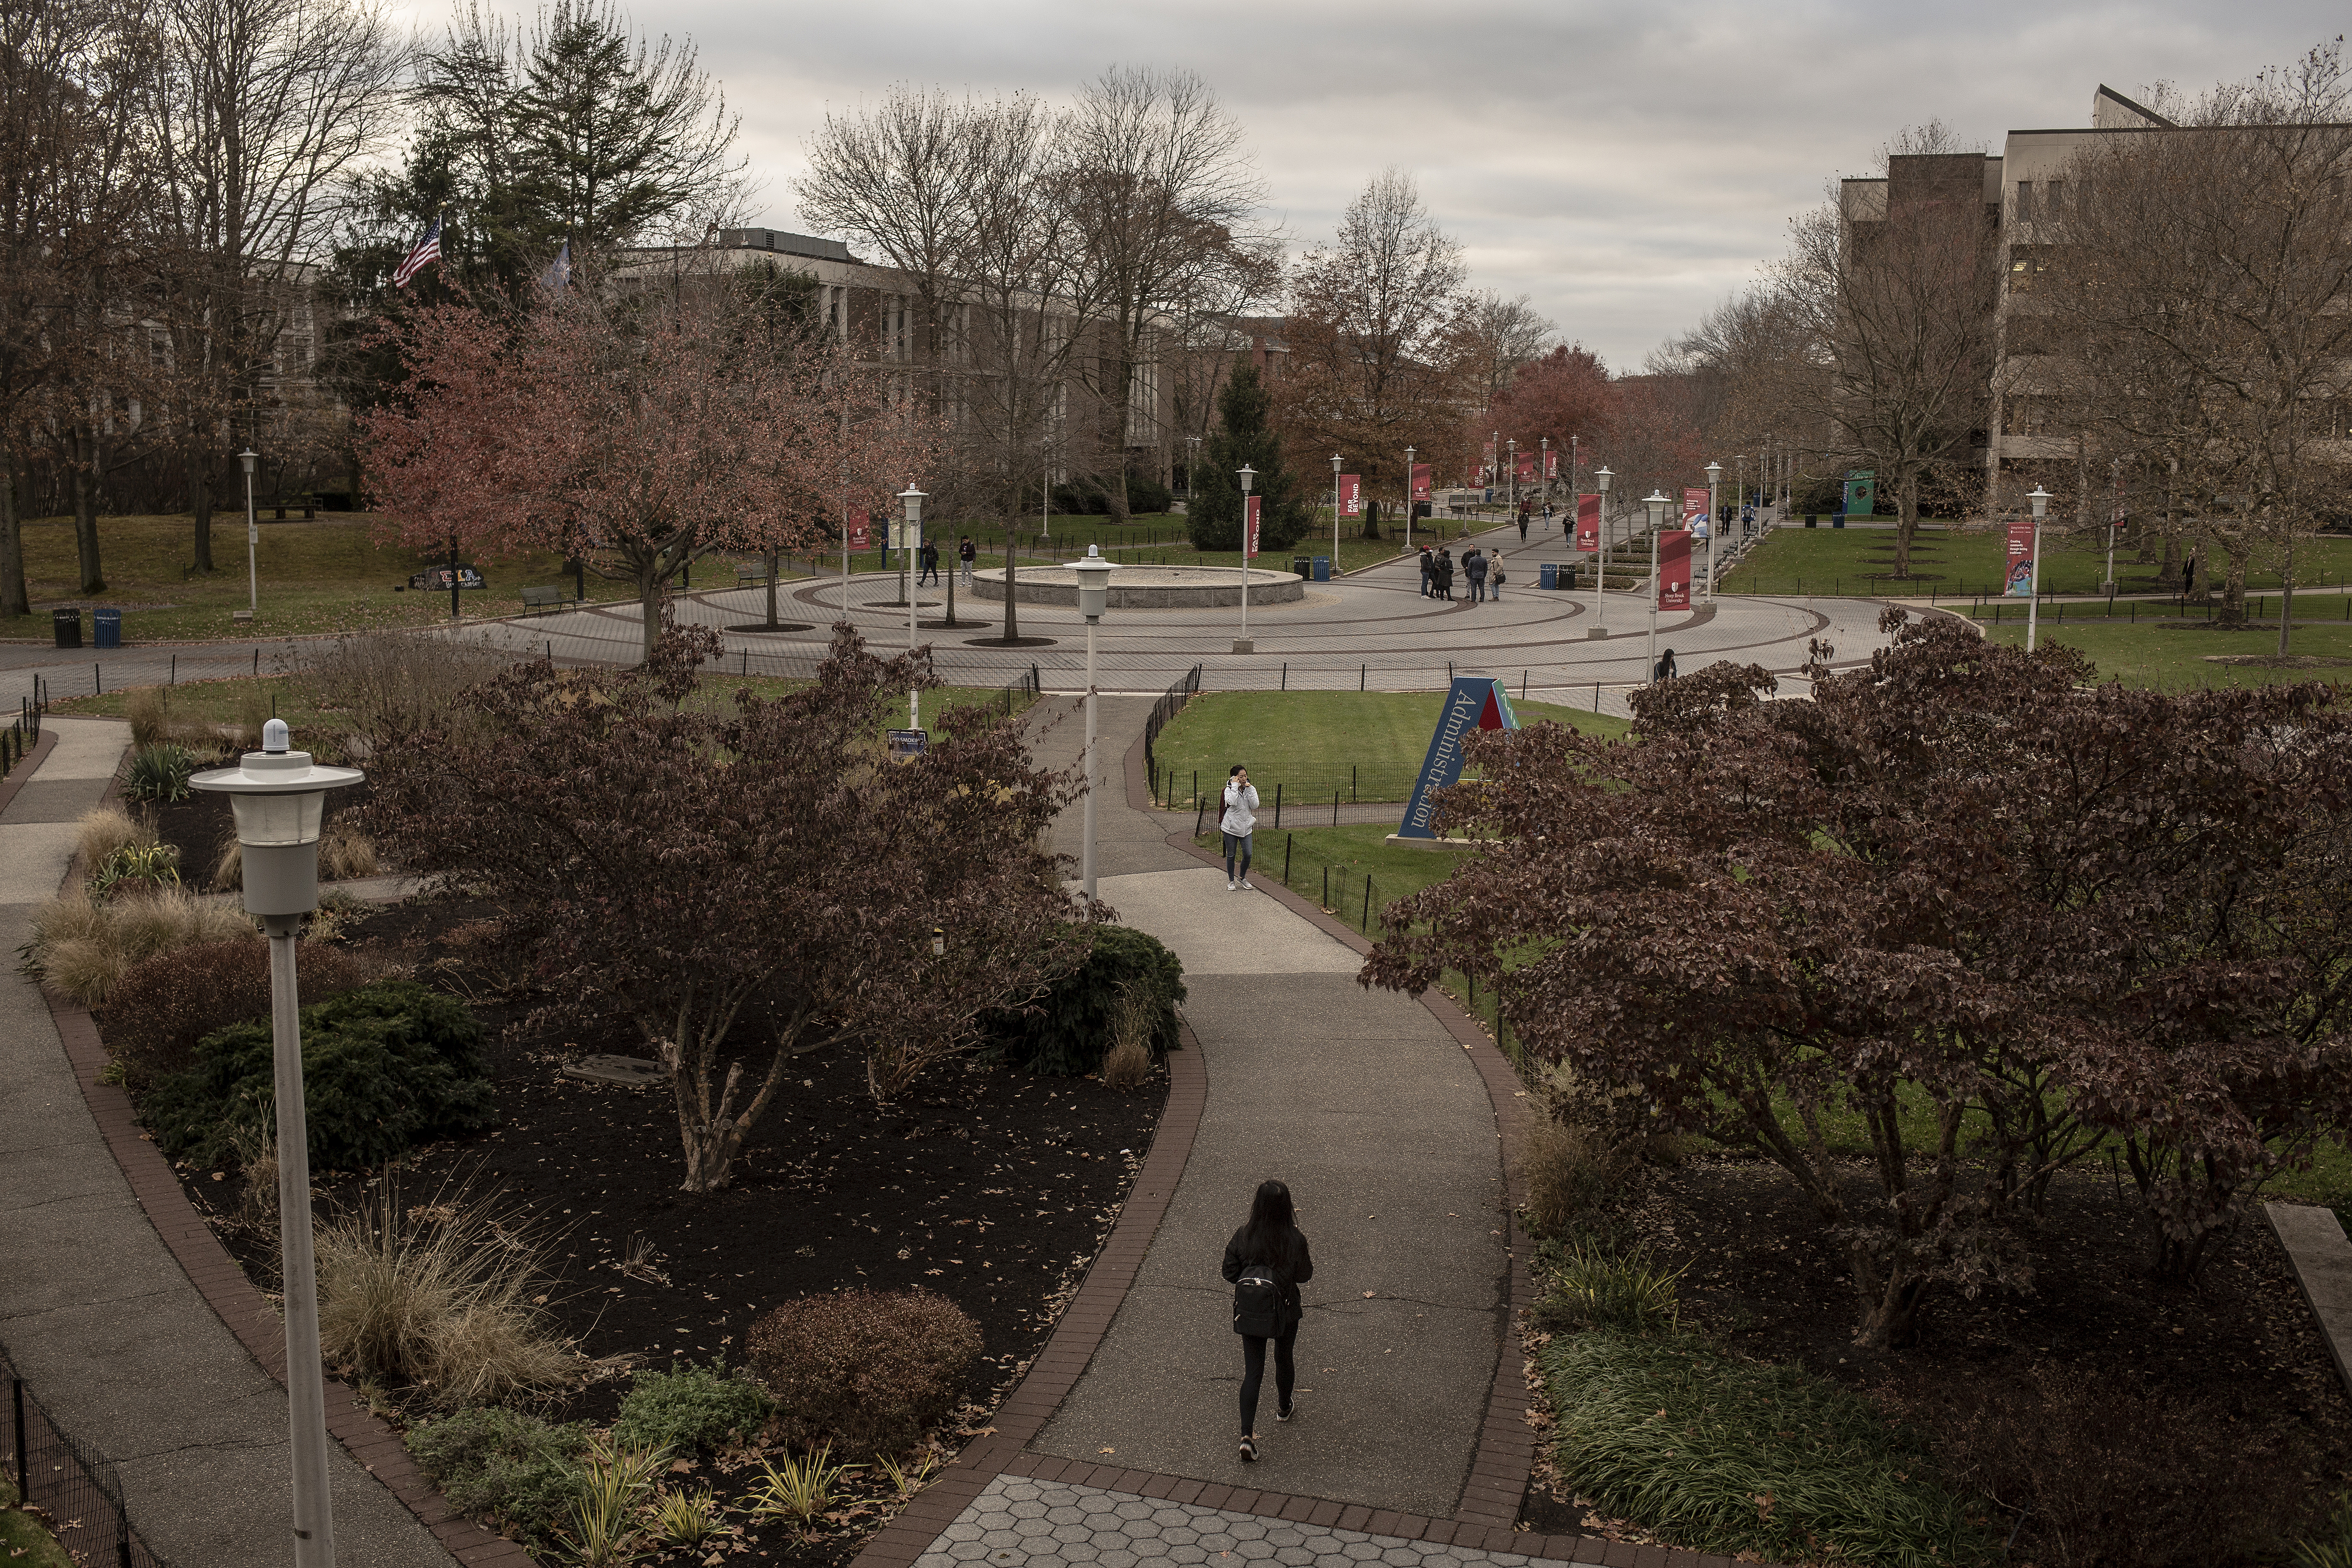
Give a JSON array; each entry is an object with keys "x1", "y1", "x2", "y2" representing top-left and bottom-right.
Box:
[
  {"x1": 1520, "y1": 1152, "x2": 2352, "y2": 1561},
  {"x1": 126, "y1": 800, "x2": 1168, "y2": 1566}
]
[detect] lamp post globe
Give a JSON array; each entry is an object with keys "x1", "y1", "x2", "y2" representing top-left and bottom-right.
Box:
[{"x1": 189, "y1": 720, "x2": 362, "y2": 1568}]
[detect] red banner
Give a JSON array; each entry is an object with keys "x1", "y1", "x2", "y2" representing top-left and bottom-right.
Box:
[
  {"x1": 1682, "y1": 487, "x2": 1709, "y2": 529},
  {"x1": 1576, "y1": 494, "x2": 1600, "y2": 553},
  {"x1": 1410, "y1": 463, "x2": 1432, "y2": 502},
  {"x1": 1338, "y1": 474, "x2": 1362, "y2": 517},
  {"x1": 2006, "y1": 517, "x2": 2036, "y2": 595},
  {"x1": 1659, "y1": 529, "x2": 1692, "y2": 611},
  {"x1": 846, "y1": 511, "x2": 870, "y2": 550},
  {"x1": 1514, "y1": 450, "x2": 1536, "y2": 482},
  {"x1": 1544, "y1": 449, "x2": 1559, "y2": 480},
  {"x1": 1245, "y1": 494, "x2": 1261, "y2": 560}
]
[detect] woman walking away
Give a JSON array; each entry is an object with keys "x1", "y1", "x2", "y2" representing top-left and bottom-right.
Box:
[
  {"x1": 1221, "y1": 765, "x2": 1258, "y2": 891},
  {"x1": 1223, "y1": 1180, "x2": 1313, "y2": 1463}
]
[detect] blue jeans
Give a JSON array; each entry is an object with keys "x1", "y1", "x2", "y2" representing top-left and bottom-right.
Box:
[{"x1": 1222, "y1": 832, "x2": 1252, "y2": 880}]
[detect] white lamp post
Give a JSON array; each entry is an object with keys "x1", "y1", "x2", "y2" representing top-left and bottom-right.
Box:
[
  {"x1": 240, "y1": 448, "x2": 260, "y2": 614},
  {"x1": 1643, "y1": 490, "x2": 1670, "y2": 680},
  {"x1": 1703, "y1": 460, "x2": 1722, "y2": 601},
  {"x1": 1506, "y1": 437, "x2": 1518, "y2": 513},
  {"x1": 191, "y1": 721, "x2": 362, "y2": 1568},
  {"x1": 899, "y1": 483, "x2": 925, "y2": 730},
  {"x1": 1330, "y1": 453, "x2": 1343, "y2": 576},
  {"x1": 1235, "y1": 464, "x2": 1255, "y2": 654},
  {"x1": 2026, "y1": 485, "x2": 2051, "y2": 653},
  {"x1": 1403, "y1": 445, "x2": 1416, "y2": 554},
  {"x1": 1540, "y1": 436, "x2": 1551, "y2": 513},
  {"x1": 1589, "y1": 466, "x2": 1612, "y2": 638},
  {"x1": 1072, "y1": 543, "x2": 1116, "y2": 902}
]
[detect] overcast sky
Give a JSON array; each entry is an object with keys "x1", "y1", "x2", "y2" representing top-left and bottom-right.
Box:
[{"x1": 388, "y1": 0, "x2": 2345, "y2": 369}]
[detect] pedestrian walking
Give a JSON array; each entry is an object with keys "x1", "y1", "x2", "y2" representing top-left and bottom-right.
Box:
[
  {"x1": 1465, "y1": 548, "x2": 1489, "y2": 604},
  {"x1": 1221, "y1": 765, "x2": 1258, "y2": 890},
  {"x1": 918, "y1": 538, "x2": 940, "y2": 586},
  {"x1": 959, "y1": 534, "x2": 976, "y2": 589},
  {"x1": 1517, "y1": 506, "x2": 1529, "y2": 543},
  {"x1": 1418, "y1": 547, "x2": 1434, "y2": 598},
  {"x1": 1223, "y1": 1179, "x2": 1313, "y2": 1464}
]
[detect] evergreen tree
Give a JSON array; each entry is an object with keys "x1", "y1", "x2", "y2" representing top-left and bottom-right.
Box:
[{"x1": 1188, "y1": 362, "x2": 1309, "y2": 552}]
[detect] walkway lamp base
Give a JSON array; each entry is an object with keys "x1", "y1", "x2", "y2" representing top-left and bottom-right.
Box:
[{"x1": 1231, "y1": 639, "x2": 1254, "y2": 655}]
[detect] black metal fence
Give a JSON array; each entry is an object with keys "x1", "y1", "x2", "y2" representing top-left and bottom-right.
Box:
[
  {"x1": 1, "y1": 1341, "x2": 171, "y2": 1568},
  {"x1": 1141, "y1": 663, "x2": 1202, "y2": 802}
]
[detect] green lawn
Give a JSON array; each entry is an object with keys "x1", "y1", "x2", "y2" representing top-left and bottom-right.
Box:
[
  {"x1": 1149, "y1": 690, "x2": 1630, "y2": 808},
  {"x1": 1973, "y1": 618, "x2": 2352, "y2": 691},
  {"x1": 1726, "y1": 523, "x2": 2352, "y2": 600}
]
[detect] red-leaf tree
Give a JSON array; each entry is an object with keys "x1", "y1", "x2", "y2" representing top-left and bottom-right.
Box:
[
  {"x1": 358, "y1": 624, "x2": 1088, "y2": 1193},
  {"x1": 359, "y1": 273, "x2": 935, "y2": 661},
  {"x1": 1364, "y1": 612, "x2": 2352, "y2": 1346}
]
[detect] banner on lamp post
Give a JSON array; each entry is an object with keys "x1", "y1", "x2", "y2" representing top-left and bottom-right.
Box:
[
  {"x1": 1514, "y1": 450, "x2": 1536, "y2": 483},
  {"x1": 846, "y1": 512, "x2": 870, "y2": 550},
  {"x1": 1544, "y1": 449, "x2": 1559, "y2": 480},
  {"x1": 1682, "y1": 487, "x2": 1708, "y2": 529},
  {"x1": 1576, "y1": 493, "x2": 1601, "y2": 552},
  {"x1": 1244, "y1": 494, "x2": 1261, "y2": 560},
  {"x1": 1410, "y1": 463, "x2": 1432, "y2": 502},
  {"x1": 1338, "y1": 474, "x2": 1363, "y2": 516},
  {"x1": 1658, "y1": 529, "x2": 1693, "y2": 611},
  {"x1": 2006, "y1": 518, "x2": 2036, "y2": 595}
]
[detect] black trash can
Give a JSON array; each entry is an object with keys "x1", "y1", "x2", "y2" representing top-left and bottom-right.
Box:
[
  {"x1": 52, "y1": 608, "x2": 81, "y2": 649},
  {"x1": 1291, "y1": 555, "x2": 1311, "y2": 580},
  {"x1": 93, "y1": 607, "x2": 121, "y2": 649}
]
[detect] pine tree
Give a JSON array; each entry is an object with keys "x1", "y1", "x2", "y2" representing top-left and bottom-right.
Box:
[{"x1": 1188, "y1": 362, "x2": 1310, "y2": 552}]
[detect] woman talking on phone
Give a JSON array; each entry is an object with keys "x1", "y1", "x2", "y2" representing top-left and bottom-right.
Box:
[{"x1": 1221, "y1": 764, "x2": 1258, "y2": 891}]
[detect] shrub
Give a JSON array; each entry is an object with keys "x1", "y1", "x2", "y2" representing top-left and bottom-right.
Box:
[
  {"x1": 101, "y1": 937, "x2": 401, "y2": 1085},
  {"x1": 1099, "y1": 981, "x2": 1157, "y2": 1090},
  {"x1": 123, "y1": 743, "x2": 198, "y2": 803},
  {"x1": 983, "y1": 924, "x2": 1184, "y2": 1076},
  {"x1": 305, "y1": 629, "x2": 512, "y2": 747},
  {"x1": 1532, "y1": 1240, "x2": 1683, "y2": 1335},
  {"x1": 611, "y1": 1357, "x2": 773, "y2": 1453},
  {"x1": 1544, "y1": 1330, "x2": 1987, "y2": 1567},
  {"x1": 320, "y1": 820, "x2": 380, "y2": 880},
  {"x1": 124, "y1": 687, "x2": 166, "y2": 749},
  {"x1": 406, "y1": 1406, "x2": 590, "y2": 1544},
  {"x1": 558, "y1": 1434, "x2": 667, "y2": 1566},
  {"x1": 314, "y1": 1185, "x2": 576, "y2": 1405},
  {"x1": 746, "y1": 1289, "x2": 981, "y2": 1456},
  {"x1": 89, "y1": 841, "x2": 181, "y2": 899},
  {"x1": 28, "y1": 885, "x2": 257, "y2": 1007},
  {"x1": 2300, "y1": 1495, "x2": 2352, "y2": 1568},
  {"x1": 1520, "y1": 1117, "x2": 1633, "y2": 1239},
  {"x1": 142, "y1": 979, "x2": 494, "y2": 1169},
  {"x1": 1911, "y1": 1362, "x2": 2318, "y2": 1567},
  {"x1": 75, "y1": 805, "x2": 149, "y2": 871}
]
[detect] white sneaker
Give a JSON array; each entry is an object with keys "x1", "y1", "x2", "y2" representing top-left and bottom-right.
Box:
[
  {"x1": 1227, "y1": 879, "x2": 1237, "y2": 890},
  {"x1": 1239, "y1": 880, "x2": 1255, "y2": 890}
]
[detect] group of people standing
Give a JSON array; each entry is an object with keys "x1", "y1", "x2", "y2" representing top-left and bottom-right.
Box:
[
  {"x1": 912, "y1": 537, "x2": 980, "y2": 588},
  {"x1": 1417, "y1": 545, "x2": 1505, "y2": 603}
]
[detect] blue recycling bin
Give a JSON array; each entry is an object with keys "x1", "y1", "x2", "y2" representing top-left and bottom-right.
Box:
[
  {"x1": 1540, "y1": 562, "x2": 1558, "y2": 590},
  {"x1": 93, "y1": 607, "x2": 121, "y2": 649},
  {"x1": 1832, "y1": 510, "x2": 1847, "y2": 529},
  {"x1": 1312, "y1": 556, "x2": 1330, "y2": 582}
]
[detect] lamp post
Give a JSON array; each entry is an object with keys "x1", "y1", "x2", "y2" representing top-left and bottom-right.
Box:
[
  {"x1": 2025, "y1": 485, "x2": 2050, "y2": 653},
  {"x1": 1506, "y1": 437, "x2": 1518, "y2": 513},
  {"x1": 1540, "y1": 436, "x2": 1550, "y2": 513},
  {"x1": 1703, "y1": 460, "x2": 1722, "y2": 601},
  {"x1": 1589, "y1": 466, "x2": 1612, "y2": 637},
  {"x1": 240, "y1": 448, "x2": 260, "y2": 614},
  {"x1": 191, "y1": 722, "x2": 363, "y2": 1568},
  {"x1": 1235, "y1": 464, "x2": 1255, "y2": 654},
  {"x1": 1403, "y1": 444, "x2": 1416, "y2": 553},
  {"x1": 1072, "y1": 544, "x2": 1115, "y2": 902},
  {"x1": 899, "y1": 483, "x2": 925, "y2": 730},
  {"x1": 1569, "y1": 435, "x2": 1580, "y2": 536},
  {"x1": 1642, "y1": 490, "x2": 1669, "y2": 680},
  {"x1": 1330, "y1": 453, "x2": 1343, "y2": 572}
]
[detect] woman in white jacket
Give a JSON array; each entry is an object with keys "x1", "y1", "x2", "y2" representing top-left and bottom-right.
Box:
[{"x1": 1221, "y1": 765, "x2": 1259, "y2": 891}]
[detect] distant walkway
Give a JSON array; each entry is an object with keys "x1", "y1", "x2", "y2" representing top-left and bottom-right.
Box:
[{"x1": 0, "y1": 718, "x2": 459, "y2": 1568}]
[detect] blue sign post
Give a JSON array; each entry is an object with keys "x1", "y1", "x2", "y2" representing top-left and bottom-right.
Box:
[{"x1": 1396, "y1": 677, "x2": 1519, "y2": 839}]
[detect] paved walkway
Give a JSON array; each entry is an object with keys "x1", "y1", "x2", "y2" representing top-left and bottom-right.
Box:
[{"x1": 0, "y1": 718, "x2": 458, "y2": 1568}]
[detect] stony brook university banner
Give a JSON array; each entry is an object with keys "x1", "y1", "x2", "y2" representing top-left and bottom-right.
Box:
[
  {"x1": 1411, "y1": 463, "x2": 1432, "y2": 502},
  {"x1": 1515, "y1": 450, "x2": 1536, "y2": 482},
  {"x1": 1244, "y1": 494, "x2": 1261, "y2": 559},
  {"x1": 1659, "y1": 528, "x2": 1693, "y2": 611},
  {"x1": 2007, "y1": 517, "x2": 2036, "y2": 595},
  {"x1": 1544, "y1": 448, "x2": 1560, "y2": 480},
  {"x1": 846, "y1": 512, "x2": 870, "y2": 549},
  {"x1": 1683, "y1": 487, "x2": 1709, "y2": 529},
  {"x1": 1338, "y1": 474, "x2": 1363, "y2": 517},
  {"x1": 1576, "y1": 494, "x2": 1601, "y2": 552}
]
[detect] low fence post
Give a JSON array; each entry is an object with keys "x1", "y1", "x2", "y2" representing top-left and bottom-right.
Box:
[
  {"x1": 1284, "y1": 834, "x2": 1293, "y2": 886},
  {"x1": 1361, "y1": 874, "x2": 1371, "y2": 932},
  {"x1": 12, "y1": 1377, "x2": 25, "y2": 1500},
  {"x1": 1273, "y1": 782, "x2": 1283, "y2": 829}
]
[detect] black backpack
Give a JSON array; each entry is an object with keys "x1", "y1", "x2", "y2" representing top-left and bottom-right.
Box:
[{"x1": 1232, "y1": 1266, "x2": 1284, "y2": 1337}]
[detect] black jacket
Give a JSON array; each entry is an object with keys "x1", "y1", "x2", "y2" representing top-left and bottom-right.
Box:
[{"x1": 1222, "y1": 1226, "x2": 1314, "y2": 1321}]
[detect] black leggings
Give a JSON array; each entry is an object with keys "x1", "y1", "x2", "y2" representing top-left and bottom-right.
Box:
[{"x1": 1239, "y1": 1322, "x2": 1297, "y2": 1435}]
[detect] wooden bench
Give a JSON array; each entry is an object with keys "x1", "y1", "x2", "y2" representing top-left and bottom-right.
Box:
[
  {"x1": 737, "y1": 561, "x2": 772, "y2": 587},
  {"x1": 520, "y1": 585, "x2": 567, "y2": 614}
]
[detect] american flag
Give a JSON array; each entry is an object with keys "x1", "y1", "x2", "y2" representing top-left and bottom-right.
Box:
[{"x1": 392, "y1": 216, "x2": 442, "y2": 289}]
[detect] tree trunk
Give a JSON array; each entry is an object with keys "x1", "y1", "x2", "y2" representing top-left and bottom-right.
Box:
[
  {"x1": 2277, "y1": 532, "x2": 2295, "y2": 660},
  {"x1": 71, "y1": 430, "x2": 103, "y2": 595},
  {"x1": 1001, "y1": 530, "x2": 1020, "y2": 642},
  {"x1": 0, "y1": 438, "x2": 26, "y2": 618},
  {"x1": 1892, "y1": 472, "x2": 1920, "y2": 578},
  {"x1": 2219, "y1": 544, "x2": 2251, "y2": 626},
  {"x1": 1854, "y1": 1266, "x2": 1927, "y2": 1350},
  {"x1": 765, "y1": 551, "x2": 778, "y2": 627},
  {"x1": 191, "y1": 458, "x2": 215, "y2": 573}
]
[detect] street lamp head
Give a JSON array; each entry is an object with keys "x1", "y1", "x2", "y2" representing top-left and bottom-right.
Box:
[
  {"x1": 1071, "y1": 542, "x2": 1116, "y2": 621},
  {"x1": 190, "y1": 723, "x2": 364, "y2": 917},
  {"x1": 898, "y1": 483, "x2": 925, "y2": 526},
  {"x1": 2027, "y1": 485, "x2": 2052, "y2": 520},
  {"x1": 238, "y1": 448, "x2": 258, "y2": 476},
  {"x1": 1643, "y1": 490, "x2": 1670, "y2": 529},
  {"x1": 1237, "y1": 464, "x2": 1255, "y2": 494},
  {"x1": 1705, "y1": 461, "x2": 1722, "y2": 484},
  {"x1": 1596, "y1": 466, "x2": 1613, "y2": 494}
]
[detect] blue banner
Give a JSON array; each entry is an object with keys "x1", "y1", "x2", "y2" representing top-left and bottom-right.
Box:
[{"x1": 1397, "y1": 677, "x2": 1518, "y2": 839}]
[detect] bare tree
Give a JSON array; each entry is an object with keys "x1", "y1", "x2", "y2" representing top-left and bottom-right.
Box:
[
  {"x1": 1456, "y1": 289, "x2": 1555, "y2": 409},
  {"x1": 1063, "y1": 66, "x2": 1265, "y2": 515}
]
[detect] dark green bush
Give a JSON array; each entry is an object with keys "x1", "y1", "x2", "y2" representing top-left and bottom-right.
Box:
[
  {"x1": 123, "y1": 744, "x2": 198, "y2": 804},
  {"x1": 1124, "y1": 474, "x2": 1173, "y2": 515},
  {"x1": 405, "y1": 1406, "x2": 588, "y2": 1543},
  {"x1": 143, "y1": 980, "x2": 494, "y2": 1169},
  {"x1": 611, "y1": 1357, "x2": 774, "y2": 1453},
  {"x1": 981, "y1": 923, "x2": 1183, "y2": 1076},
  {"x1": 746, "y1": 1289, "x2": 981, "y2": 1457}
]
